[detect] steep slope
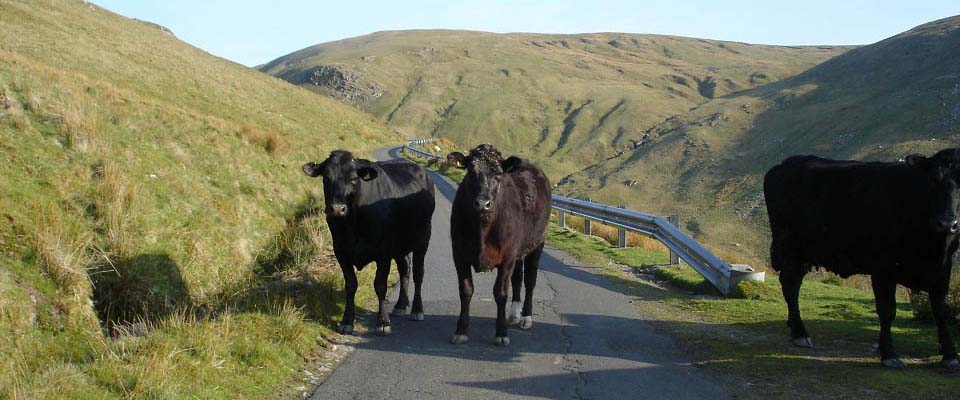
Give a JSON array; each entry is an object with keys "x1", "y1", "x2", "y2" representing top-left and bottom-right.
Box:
[
  {"x1": 260, "y1": 30, "x2": 850, "y2": 176},
  {"x1": 0, "y1": 0, "x2": 395, "y2": 397},
  {"x1": 561, "y1": 16, "x2": 960, "y2": 265}
]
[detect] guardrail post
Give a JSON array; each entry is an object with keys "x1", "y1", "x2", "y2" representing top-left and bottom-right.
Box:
[
  {"x1": 667, "y1": 214, "x2": 680, "y2": 265},
  {"x1": 558, "y1": 211, "x2": 565, "y2": 228},
  {"x1": 583, "y1": 198, "x2": 592, "y2": 235},
  {"x1": 617, "y1": 204, "x2": 627, "y2": 248}
]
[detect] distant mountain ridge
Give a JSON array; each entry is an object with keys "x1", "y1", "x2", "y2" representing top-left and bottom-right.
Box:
[{"x1": 260, "y1": 29, "x2": 851, "y2": 178}]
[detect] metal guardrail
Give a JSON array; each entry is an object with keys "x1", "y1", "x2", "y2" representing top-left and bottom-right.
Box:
[{"x1": 404, "y1": 139, "x2": 764, "y2": 297}]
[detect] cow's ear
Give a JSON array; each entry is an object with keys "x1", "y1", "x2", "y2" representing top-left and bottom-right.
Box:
[
  {"x1": 501, "y1": 156, "x2": 522, "y2": 173},
  {"x1": 302, "y1": 161, "x2": 326, "y2": 177},
  {"x1": 906, "y1": 154, "x2": 948, "y2": 181},
  {"x1": 355, "y1": 159, "x2": 379, "y2": 181},
  {"x1": 904, "y1": 154, "x2": 927, "y2": 166},
  {"x1": 447, "y1": 152, "x2": 467, "y2": 169}
]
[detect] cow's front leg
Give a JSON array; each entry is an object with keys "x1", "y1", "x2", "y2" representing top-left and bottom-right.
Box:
[
  {"x1": 508, "y1": 258, "x2": 524, "y2": 326},
  {"x1": 777, "y1": 262, "x2": 811, "y2": 347},
  {"x1": 339, "y1": 263, "x2": 358, "y2": 334},
  {"x1": 391, "y1": 253, "x2": 411, "y2": 316},
  {"x1": 451, "y1": 261, "x2": 474, "y2": 344},
  {"x1": 493, "y1": 260, "x2": 514, "y2": 346},
  {"x1": 520, "y1": 244, "x2": 544, "y2": 330},
  {"x1": 410, "y1": 247, "x2": 427, "y2": 321},
  {"x1": 929, "y1": 283, "x2": 959, "y2": 369},
  {"x1": 374, "y1": 259, "x2": 392, "y2": 335},
  {"x1": 871, "y1": 275, "x2": 903, "y2": 368}
]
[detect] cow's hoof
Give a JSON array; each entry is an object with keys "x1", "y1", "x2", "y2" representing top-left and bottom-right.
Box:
[
  {"x1": 881, "y1": 357, "x2": 906, "y2": 369},
  {"x1": 508, "y1": 302, "x2": 522, "y2": 325},
  {"x1": 450, "y1": 334, "x2": 469, "y2": 345},
  {"x1": 391, "y1": 307, "x2": 409, "y2": 316},
  {"x1": 941, "y1": 358, "x2": 960, "y2": 370},
  {"x1": 338, "y1": 324, "x2": 354, "y2": 335},
  {"x1": 376, "y1": 325, "x2": 392, "y2": 336},
  {"x1": 519, "y1": 316, "x2": 533, "y2": 330},
  {"x1": 410, "y1": 312, "x2": 424, "y2": 321},
  {"x1": 494, "y1": 336, "x2": 510, "y2": 346},
  {"x1": 791, "y1": 337, "x2": 813, "y2": 348}
]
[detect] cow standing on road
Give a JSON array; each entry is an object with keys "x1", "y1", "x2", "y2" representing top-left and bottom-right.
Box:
[
  {"x1": 302, "y1": 150, "x2": 435, "y2": 335},
  {"x1": 764, "y1": 149, "x2": 960, "y2": 368},
  {"x1": 447, "y1": 144, "x2": 551, "y2": 346}
]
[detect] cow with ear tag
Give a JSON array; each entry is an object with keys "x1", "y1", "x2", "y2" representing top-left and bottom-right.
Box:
[
  {"x1": 447, "y1": 144, "x2": 552, "y2": 346},
  {"x1": 302, "y1": 150, "x2": 436, "y2": 335}
]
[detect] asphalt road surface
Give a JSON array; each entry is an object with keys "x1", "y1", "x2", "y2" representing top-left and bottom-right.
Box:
[{"x1": 309, "y1": 146, "x2": 728, "y2": 400}]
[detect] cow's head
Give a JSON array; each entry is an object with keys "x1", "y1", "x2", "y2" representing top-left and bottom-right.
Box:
[
  {"x1": 302, "y1": 150, "x2": 379, "y2": 217},
  {"x1": 448, "y1": 144, "x2": 521, "y2": 221},
  {"x1": 906, "y1": 148, "x2": 960, "y2": 234}
]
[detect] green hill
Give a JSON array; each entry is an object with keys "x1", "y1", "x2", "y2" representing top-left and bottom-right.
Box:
[
  {"x1": 0, "y1": 0, "x2": 395, "y2": 397},
  {"x1": 560, "y1": 16, "x2": 960, "y2": 266},
  {"x1": 260, "y1": 30, "x2": 851, "y2": 177}
]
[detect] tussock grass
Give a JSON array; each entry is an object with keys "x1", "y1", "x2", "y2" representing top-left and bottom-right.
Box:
[{"x1": 0, "y1": 0, "x2": 397, "y2": 397}]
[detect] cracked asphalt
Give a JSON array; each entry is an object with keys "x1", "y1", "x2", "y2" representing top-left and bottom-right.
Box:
[{"x1": 308, "y1": 146, "x2": 728, "y2": 399}]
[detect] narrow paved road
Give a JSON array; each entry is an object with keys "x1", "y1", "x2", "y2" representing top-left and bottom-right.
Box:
[{"x1": 310, "y1": 146, "x2": 728, "y2": 399}]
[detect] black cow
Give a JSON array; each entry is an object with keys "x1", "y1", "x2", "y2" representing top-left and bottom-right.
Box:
[
  {"x1": 447, "y1": 144, "x2": 551, "y2": 346},
  {"x1": 764, "y1": 149, "x2": 960, "y2": 368},
  {"x1": 302, "y1": 150, "x2": 435, "y2": 335}
]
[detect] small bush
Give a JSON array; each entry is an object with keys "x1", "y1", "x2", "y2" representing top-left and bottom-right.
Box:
[
  {"x1": 909, "y1": 287, "x2": 959, "y2": 322},
  {"x1": 730, "y1": 280, "x2": 778, "y2": 300}
]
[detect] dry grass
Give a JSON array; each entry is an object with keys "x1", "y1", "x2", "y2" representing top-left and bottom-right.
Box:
[
  {"x1": 556, "y1": 211, "x2": 669, "y2": 254},
  {"x1": 0, "y1": 0, "x2": 397, "y2": 397},
  {"x1": 95, "y1": 161, "x2": 138, "y2": 258},
  {"x1": 32, "y1": 208, "x2": 99, "y2": 330}
]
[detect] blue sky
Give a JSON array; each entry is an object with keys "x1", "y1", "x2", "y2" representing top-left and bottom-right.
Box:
[{"x1": 92, "y1": 1, "x2": 958, "y2": 67}]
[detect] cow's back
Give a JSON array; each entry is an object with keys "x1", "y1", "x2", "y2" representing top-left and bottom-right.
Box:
[
  {"x1": 340, "y1": 160, "x2": 435, "y2": 266},
  {"x1": 501, "y1": 161, "x2": 551, "y2": 256},
  {"x1": 764, "y1": 155, "x2": 935, "y2": 276}
]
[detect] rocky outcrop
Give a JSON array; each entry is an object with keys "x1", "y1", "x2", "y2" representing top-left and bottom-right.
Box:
[{"x1": 292, "y1": 65, "x2": 384, "y2": 106}]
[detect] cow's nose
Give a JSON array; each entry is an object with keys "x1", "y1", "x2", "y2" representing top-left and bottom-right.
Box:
[
  {"x1": 935, "y1": 218, "x2": 959, "y2": 233},
  {"x1": 475, "y1": 199, "x2": 492, "y2": 212},
  {"x1": 326, "y1": 204, "x2": 348, "y2": 217}
]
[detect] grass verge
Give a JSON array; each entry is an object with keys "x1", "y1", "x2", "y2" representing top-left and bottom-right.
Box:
[
  {"x1": 544, "y1": 222, "x2": 960, "y2": 399},
  {"x1": 1, "y1": 1, "x2": 398, "y2": 398}
]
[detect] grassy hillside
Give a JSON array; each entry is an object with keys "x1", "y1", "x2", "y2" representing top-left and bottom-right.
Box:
[
  {"x1": 0, "y1": 0, "x2": 396, "y2": 397},
  {"x1": 558, "y1": 15, "x2": 960, "y2": 267},
  {"x1": 260, "y1": 30, "x2": 850, "y2": 177}
]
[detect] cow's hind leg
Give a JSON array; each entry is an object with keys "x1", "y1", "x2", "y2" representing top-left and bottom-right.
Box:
[
  {"x1": 410, "y1": 247, "x2": 426, "y2": 321},
  {"x1": 871, "y1": 275, "x2": 904, "y2": 368},
  {"x1": 451, "y1": 258, "x2": 474, "y2": 344},
  {"x1": 930, "y1": 282, "x2": 960, "y2": 369},
  {"x1": 373, "y1": 259, "x2": 393, "y2": 335},
  {"x1": 493, "y1": 260, "x2": 514, "y2": 346},
  {"x1": 391, "y1": 253, "x2": 412, "y2": 316},
  {"x1": 519, "y1": 244, "x2": 543, "y2": 330},
  {"x1": 777, "y1": 262, "x2": 811, "y2": 347},
  {"x1": 508, "y1": 258, "x2": 524, "y2": 326},
  {"x1": 338, "y1": 263, "x2": 359, "y2": 335}
]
